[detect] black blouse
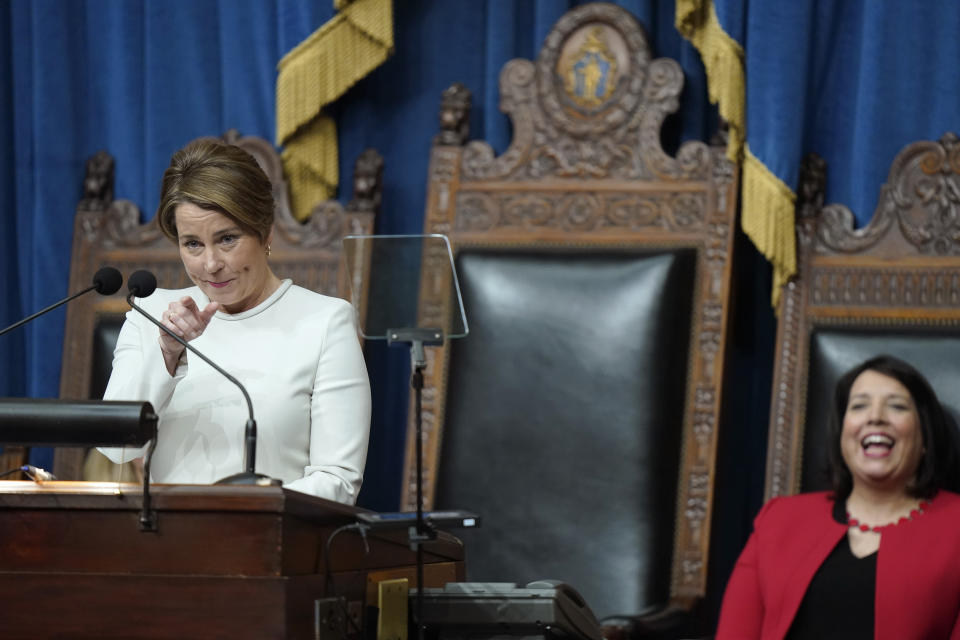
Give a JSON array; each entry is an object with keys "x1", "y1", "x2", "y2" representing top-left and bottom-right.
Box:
[{"x1": 785, "y1": 501, "x2": 876, "y2": 639}]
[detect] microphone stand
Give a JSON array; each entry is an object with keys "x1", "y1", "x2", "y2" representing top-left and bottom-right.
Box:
[
  {"x1": 125, "y1": 291, "x2": 279, "y2": 488},
  {"x1": 388, "y1": 327, "x2": 443, "y2": 640},
  {"x1": 0, "y1": 266, "x2": 121, "y2": 337},
  {"x1": 139, "y1": 436, "x2": 159, "y2": 531},
  {"x1": 1, "y1": 284, "x2": 100, "y2": 337}
]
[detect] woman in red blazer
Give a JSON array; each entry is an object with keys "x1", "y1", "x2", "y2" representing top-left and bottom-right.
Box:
[{"x1": 716, "y1": 355, "x2": 960, "y2": 639}]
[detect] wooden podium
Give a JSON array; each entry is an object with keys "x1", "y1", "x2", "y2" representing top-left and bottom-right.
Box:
[{"x1": 0, "y1": 481, "x2": 464, "y2": 639}]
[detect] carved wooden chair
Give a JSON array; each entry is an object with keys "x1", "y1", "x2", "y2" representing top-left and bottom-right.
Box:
[
  {"x1": 21, "y1": 131, "x2": 381, "y2": 480},
  {"x1": 399, "y1": 5, "x2": 738, "y2": 636},
  {"x1": 766, "y1": 132, "x2": 960, "y2": 499}
]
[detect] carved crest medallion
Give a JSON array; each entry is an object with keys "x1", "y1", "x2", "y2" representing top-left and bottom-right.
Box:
[{"x1": 560, "y1": 26, "x2": 620, "y2": 108}]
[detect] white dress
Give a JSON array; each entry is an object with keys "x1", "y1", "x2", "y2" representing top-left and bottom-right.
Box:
[{"x1": 100, "y1": 279, "x2": 371, "y2": 504}]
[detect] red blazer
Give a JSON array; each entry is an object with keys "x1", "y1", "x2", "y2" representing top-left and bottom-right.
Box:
[{"x1": 716, "y1": 490, "x2": 960, "y2": 639}]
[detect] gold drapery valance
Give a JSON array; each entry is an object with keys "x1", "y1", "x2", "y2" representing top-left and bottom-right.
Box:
[
  {"x1": 276, "y1": 0, "x2": 393, "y2": 219},
  {"x1": 676, "y1": 0, "x2": 796, "y2": 305}
]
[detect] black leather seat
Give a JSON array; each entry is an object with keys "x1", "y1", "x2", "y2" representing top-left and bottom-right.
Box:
[
  {"x1": 89, "y1": 316, "x2": 124, "y2": 400},
  {"x1": 438, "y1": 248, "x2": 696, "y2": 613}
]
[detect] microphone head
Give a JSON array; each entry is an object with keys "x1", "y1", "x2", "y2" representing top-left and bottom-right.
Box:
[
  {"x1": 127, "y1": 270, "x2": 158, "y2": 298},
  {"x1": 92, "y1": 266, "x2": 123, "y2": 295}
]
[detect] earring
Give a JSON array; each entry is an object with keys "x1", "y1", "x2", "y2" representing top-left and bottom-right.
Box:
[{"x1": 266, "y1": 244, "x2": 272, "y2": 257}]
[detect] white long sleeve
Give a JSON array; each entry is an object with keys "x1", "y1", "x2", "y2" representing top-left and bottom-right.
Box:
[{"x1": 100, "y1": 280, "x2": 371, "y2": 503}]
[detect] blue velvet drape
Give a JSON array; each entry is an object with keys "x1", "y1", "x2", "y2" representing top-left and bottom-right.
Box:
[{"x1": 717, "y1": 0, "x2": 960, "y2": 222}]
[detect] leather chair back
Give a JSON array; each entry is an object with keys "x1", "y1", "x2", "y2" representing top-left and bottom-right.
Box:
[{"x1": 438, "y1": 248, "x2": 696, "y2": 610}]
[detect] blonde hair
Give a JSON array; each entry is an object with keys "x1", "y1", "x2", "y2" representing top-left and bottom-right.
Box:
[{"x1": 156, "y1": 138, "x2": 274, "y2": 243}]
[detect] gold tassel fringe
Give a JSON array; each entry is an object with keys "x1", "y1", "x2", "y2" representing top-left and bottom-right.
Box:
[
  {"x1": 281, "y1": 115, "x2": 339, "y2": 220},
  {"x1": 676, "y1": 0, "x2": 797, "y2": 306},
  {"x1": 742, "y1": 147, "x2": 796, "y2": 308},
  {"x1": 675, "y1": 0, "x2": 745, "y2": 162},
  {"x1": 276, "y1": 0, "x2": 393, "y2": 220}
]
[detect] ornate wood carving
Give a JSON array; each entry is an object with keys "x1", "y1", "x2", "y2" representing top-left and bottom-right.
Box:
[
  {"x1": 434, "y1": 83, "x2": 471, "y2": 147},
  {"x1": 348, "y1": 149, "x2": 385, "y2": 214},
  {"x1": 453, "y1": 191, "x2": 709, "y2": 232},
  {"x1": 816, "y1": 132, "x2": 960, "y2": 256},
  {"x1": 767, "y1": 133, "x2": 960, "y2": 500},
  {"x1": 54, "y1": 132, "x2": 382, "y2": 480},
  {"x1": 460, "y1": 4, "x2": 711, "y2": 184},
  {"x1": 401, "y1": 3, "x2": 739, "y2": 607},
  {"x1": 80, "y1": 151, "x2": 115, "y2": 210}
]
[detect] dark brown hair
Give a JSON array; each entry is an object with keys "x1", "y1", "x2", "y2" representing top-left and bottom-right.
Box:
[
  {"x1": 156, "y1": 138, "x2": 274, "y2": 243},
  {"x1": 826, "y1": 355, "x2": 960, "y2": 500}
]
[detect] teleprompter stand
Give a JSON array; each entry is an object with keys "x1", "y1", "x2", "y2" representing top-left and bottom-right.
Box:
[
  {"x1": 388, "y1": 327, "x2": 444, "y2": 640},
  {"x1": 342, "y1": 234, "x2": 471, "y2": 640}
]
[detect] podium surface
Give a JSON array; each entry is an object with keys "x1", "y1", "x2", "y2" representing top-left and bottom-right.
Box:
[{"x1": 0, "y1": 481, "x2": 464, "y2": 639}]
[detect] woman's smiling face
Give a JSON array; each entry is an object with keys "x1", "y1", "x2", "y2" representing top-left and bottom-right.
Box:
[
  {"x1": 840, "y1": 369, "x2": 924, "y2": 495},
  {"x1": 175, "y1": 202, "x2": 273, "y2": 314}
]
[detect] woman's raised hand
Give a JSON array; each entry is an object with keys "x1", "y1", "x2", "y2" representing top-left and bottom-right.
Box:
[{"x1": 158, "y1": 296, "x2": 220, "y2": 373}]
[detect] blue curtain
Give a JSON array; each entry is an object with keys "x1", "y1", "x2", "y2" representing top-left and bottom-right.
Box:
[{"x1": 722, "y1": 0, "x2": 960, "y2": 222}]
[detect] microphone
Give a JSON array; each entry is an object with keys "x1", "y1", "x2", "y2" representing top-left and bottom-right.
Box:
[
  {"x1": 0, "y1": 266, "x2": 123, "y2": 337},
  {"x1": 22, "y1": 465, "x2": 57, "y2": 482},
  {"x1": 124, "y1": 270, "x2": 278, "y2": 487},
  {"x1": 0, "y1": 464, "x2": 57, "y2": 481}
]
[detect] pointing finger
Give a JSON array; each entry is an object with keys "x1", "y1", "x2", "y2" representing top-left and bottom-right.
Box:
[
  {"x1": 199, "y1": 302, "x2": 220, "y2": 322},
  {"x1": 179, "y1": 296, "x2": 200, "y2": 313}
]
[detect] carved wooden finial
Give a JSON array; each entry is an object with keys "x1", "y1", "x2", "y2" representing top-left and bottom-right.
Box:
[
  {"x1": 797, "y1": 152, "x2": 826, "y2": 222},
  {"x1": 434, "y1": 82, "x2": 471, "y2": 147},
  {"x1": 921, "y1": 131, "x2": 960, "y2": 175},
  {"x1": 710, "y1": 118, "x2": 730, "y2": 148},
  {"x1": 222, "y1": 129, "x2": 241, "y2": 144},
  {"x1": 348, "y1": 148, "x2": 384, "y2": 213},
  {"x1": 80, "y1": 150, "x2": 115, "y2": 211}
]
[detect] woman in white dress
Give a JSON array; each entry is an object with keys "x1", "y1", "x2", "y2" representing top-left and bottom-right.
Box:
[{"x1": 100, "y1": 138, "x2": 371, "y2": 504}]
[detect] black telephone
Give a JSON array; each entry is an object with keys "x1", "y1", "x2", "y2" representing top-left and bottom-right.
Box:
[{"x1": 523, "y1": 580, "x2": 602, "y2": 640}]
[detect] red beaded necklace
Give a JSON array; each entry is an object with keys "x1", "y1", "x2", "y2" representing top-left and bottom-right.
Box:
[{"x1": 846, "y1": 500, "x2": 929, "y2": 533}]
